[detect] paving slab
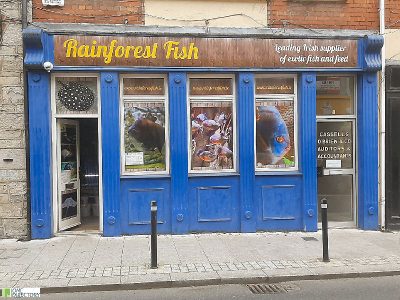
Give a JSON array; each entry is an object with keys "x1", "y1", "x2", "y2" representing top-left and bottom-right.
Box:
[
  {"x1": 13, "y1": 278, "x2": 71, "y2": 288},
  {"x1": 120, "y1": 273, "x2": 171, "y2": 284},
  {"x1": 68, "y1": 275, "x2": 120, "y2": 286},
  {"x1": 58, "y1": 235, "x2": 99, "y2": 270},
  {"x1": 169, "y1": 271, "x2": 220, "y2": 282},
  {"x1": 0, "y1": 230, "x2": 399, "y2": 292},
  {"x1": 91, "y1": 237, "x2": 123, "y2": 268},
  {"x1": 27, "y1": 237, "x2": 76, "y2": 271},
  {"x1": 121, "y1": 236, "x2": 151, "y2": 266}
]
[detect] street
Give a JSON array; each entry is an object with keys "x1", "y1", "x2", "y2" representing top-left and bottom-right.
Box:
[{"x1": 41, "y1": 275, "x2": 400, "y2": 300}]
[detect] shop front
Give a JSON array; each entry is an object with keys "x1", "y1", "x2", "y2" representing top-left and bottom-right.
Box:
[{"x1": 23, "y1": 27, "x2": 383, "y2": 239}]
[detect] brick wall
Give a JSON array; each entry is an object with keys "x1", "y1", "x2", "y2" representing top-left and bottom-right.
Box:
[
  {"x1": 32, "y1": 0, "x2": 144, "y2": 25},
  {"x1": 268, "y1": 0, "x2": 379, "y2": 31},
  {"x1": 0, "y1": 0, "x2": 28, "y2": 239},
  {"x1": 386, "y1": 0, "x2": 400, "y2": 29}
]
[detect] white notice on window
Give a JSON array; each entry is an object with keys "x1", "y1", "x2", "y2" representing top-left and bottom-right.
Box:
[
  {"x1": 42, "y1": 0, "x2": 64, "y2": 6},
  {"x1": 326, "y1": 159, "x2": 341, "y2": 168},
  {"x1": 126, "y1": 152, "x2": 144, "y2": 165}
]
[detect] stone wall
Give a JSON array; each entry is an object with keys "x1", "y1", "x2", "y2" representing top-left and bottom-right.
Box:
[{"x1": 0, "y1": 0, "x2": 28, "y2": 239}]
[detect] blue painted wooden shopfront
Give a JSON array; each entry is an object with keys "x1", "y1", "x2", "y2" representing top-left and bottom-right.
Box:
[{"x1": 23, "y1": 28, "x2": 383, "y2": 239}]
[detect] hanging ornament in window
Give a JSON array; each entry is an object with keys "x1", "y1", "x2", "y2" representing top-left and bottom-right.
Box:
[{"x1": 57, "y1": 81, "x2": 95, "y2": 111}]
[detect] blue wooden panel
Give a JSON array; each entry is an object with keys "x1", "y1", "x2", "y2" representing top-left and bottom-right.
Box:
[
  {"x1": 197, "y1": 186, "x2": 232, "y2": 222},
  {"x1": 300, "y1": 73, "x2": 318, "y2": 231},
  {"x1": 100, "y1": 72, "x2": 121, "y2": 236},
  {"x1": 357, "y1": 73, "x2": 379, "y2": 230},
  {"x1": 28, "y1": 71, "x2": 52, "y2": 239},
  {"x1": 238, "y1": 73, "x2": 256, "y2": 232},
  {"x1": 121, "y1": 178, "x2": 171, "y2": 234},
  {"x1": 262, "y1": 185, "x2": 298, "y2": 220},
  {"x1": 128, "y1": 188, "x2": 165, "y2": 225},
  {"x1": 169, "y1": 72, "x2": 189, "y2": 233},
  {"x1": 189, "y1": 177, "x2": 240, "y2": 232},
  {"x1": 256, "y1": 177, "x2": 302, "y2": 231}
]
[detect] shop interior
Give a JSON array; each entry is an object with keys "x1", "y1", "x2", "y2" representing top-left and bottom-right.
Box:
[{"x1": 67, "y1": 118, "x2": 99, "y2": 232}]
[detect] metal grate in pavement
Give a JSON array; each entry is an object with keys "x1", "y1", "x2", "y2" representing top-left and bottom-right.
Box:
[
  {"x1": 302, "y1": 237, "x2": 319, "y2": 241},
  {"x1": 246, "y1": 283, "x2": 299, "y2": 294}
]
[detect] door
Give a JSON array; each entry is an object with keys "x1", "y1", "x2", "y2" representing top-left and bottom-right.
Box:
[
  {"x1": 317, "y1": 120, "x2": 356, "y2": 226},
  {"x1": 385, "y1": 66, "x2": 400, "y2": 229},
  {"x1": 57, "y1": 119, "x2": 81, "y2": 231}
]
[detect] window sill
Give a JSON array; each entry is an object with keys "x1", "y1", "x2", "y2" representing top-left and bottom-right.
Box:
[
  {"x1": 121, "y1": 174, "x2": 171, "y2": 179},
  {"x1": 256, "y1": 171, "x2": 303, "y2": 176},
  {"x1": 189, "y1": 172, "x2": 240, "y2": 178}
]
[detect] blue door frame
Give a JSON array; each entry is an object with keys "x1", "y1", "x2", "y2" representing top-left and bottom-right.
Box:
[{"x1": 24, "y1": 29, "x2": 383, "y2": 238}]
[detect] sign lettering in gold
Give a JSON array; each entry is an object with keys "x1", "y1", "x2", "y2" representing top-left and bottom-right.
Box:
[
  {"x1": 54, "y1": 35, "x2": 358, "y2": 68},
  {"x1": 63, "y1": 38, "x2": 199, "y2": 64}
]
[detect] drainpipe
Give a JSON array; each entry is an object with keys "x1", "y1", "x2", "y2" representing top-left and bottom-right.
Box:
[
  {"x1": 379, "y1": 0, "x2": 386, "y2": 230},
  {"x1": 22, "y1": 0, "x2": 27, "y2": 29},
  {"x1": 21, "y1": 0, "x2": 31, "y2": 239}
]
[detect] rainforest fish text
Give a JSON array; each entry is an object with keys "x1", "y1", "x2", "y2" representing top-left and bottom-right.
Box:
[{"x1": 63, "y1": 39, "x2": 199, "y2": 64}]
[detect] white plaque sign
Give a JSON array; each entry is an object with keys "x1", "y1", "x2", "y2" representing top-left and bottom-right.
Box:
[
  {"x1": 42, "y1": 0, "x2": 65, "y2": 6},
  {"x1": 126, "y1": 152, "x2": 144, "y2": 165},
  {"x1": 326, "y1": 159, "x2": 342, "y2": 168}
]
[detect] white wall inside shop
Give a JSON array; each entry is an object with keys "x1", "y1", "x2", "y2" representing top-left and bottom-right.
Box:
[
  {"x1": 145, "y1": 0, "x2": 267, "y2": 28},
  {"x1": 385, "y1": 29, "x2": 400, "y2": 62}
]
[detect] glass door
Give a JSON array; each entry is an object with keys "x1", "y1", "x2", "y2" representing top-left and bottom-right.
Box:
[
  {"x1": 57, "y1": 119, "x2": 81, "y2": 231},
  {"x1": 317, "y1": 120, "x2": 355, "y2": 225}
]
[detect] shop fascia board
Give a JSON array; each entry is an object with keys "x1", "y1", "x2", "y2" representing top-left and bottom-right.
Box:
[{"x1": 32, "y1": 22, "x2": 376, "y2": 39}]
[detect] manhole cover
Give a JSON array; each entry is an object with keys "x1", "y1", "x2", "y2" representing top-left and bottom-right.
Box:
[
  {"x1": 247, "y1": 283, "x2": 299, "y2": 294},
  {"x1": 302, "y1": 237, "x2": 318, "y2": 241}
]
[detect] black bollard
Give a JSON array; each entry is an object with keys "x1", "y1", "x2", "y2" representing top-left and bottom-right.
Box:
[
  {"x1": 321, "y1": 198, "x2": 330, "y2": 262},
  {"x1": 151, "y1": 201, "x2": 158, "y2": 269}
]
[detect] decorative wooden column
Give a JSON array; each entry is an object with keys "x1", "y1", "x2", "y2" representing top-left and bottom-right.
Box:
[
  {"x1": 101, "y1": 72, "x2": 121, "y2": 236},
  {"x1": 300, "y1": 73, "x2": 318, "y2": 232},
  {"x1": 28, "y1": 71, "x2": 52, "y2": 239},
  {"x1": 169, "y1": 72, "x2": 189, "y2": 233},
  {"x1": 238, "y1": 73, "x2": 256, "y2": 232}
]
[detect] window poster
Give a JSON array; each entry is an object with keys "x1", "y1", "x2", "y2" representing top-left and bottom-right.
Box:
[
  {"x1": 190, "y1": 101, "x2": 234, "y2": 171},
  {"x1": 61, "y1": 190, "x2": 78, "y2": 220},
  {"x1": 123, "y1": 101, "x2": 166, "y2": 172},
  {"x1": 60, "y1": 124, "x2": 77, "y2": 180},
  {"x1": 255, "y1": 100, "x2": 295, "y2": 169}
]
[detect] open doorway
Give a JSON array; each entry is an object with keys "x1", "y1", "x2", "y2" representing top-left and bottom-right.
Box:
[{"x1": 56, "y1": 118, "x2": 100, "y2": 233}]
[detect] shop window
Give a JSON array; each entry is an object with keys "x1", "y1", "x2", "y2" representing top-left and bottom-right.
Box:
[
  {"x1": 316, "y1": 75, "x2": 355, "y2": 116},
  {"x1": 121, "y1": 76, "x2": 169, "y2": 175},
  {"x1": 255, "y1": 76, "x2": 297, "y2": 171},
  {"x1": 189, "y1": 76, "x2": 236, "y2": 173},
  {"x1": 54, "y1": 76, "x2": 98, "y2": 115}
]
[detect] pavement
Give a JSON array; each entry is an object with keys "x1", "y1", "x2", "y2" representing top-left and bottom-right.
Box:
[{"x1": 0, "y1": 229, "x2": 399, "y2": 293}]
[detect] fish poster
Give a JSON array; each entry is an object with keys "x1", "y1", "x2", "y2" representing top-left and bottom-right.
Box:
[
  {"x1": 61, "y1": 190, "x2": 78, "y2": 220},
  {"x1": 190, "y1": 101, "x2": 234, "y2": 171},
  {"x1": 123, "y1": 101, "x2": 166, "y2": 172},
  {"x1": 255, "y1": 100, "x2": 295, "y2": 169}
]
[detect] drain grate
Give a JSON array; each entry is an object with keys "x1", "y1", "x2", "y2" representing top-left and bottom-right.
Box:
[
  {"x1": 302, "y1": 236, "x2": 318, "y2": 241},
  {"x1": 247, "y1": 283, "x2": 299, "y2": 294}
]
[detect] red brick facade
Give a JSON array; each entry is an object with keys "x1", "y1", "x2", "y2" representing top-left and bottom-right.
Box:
[
  {"x1": 32, "y1": 0, "x2": 144, "y2": 24},
  {"x1": 386, "y1": 0, "x2": 400, "y2": 29},
  {"x1": 31, "y1": 0, "x2": 394, "y2": 31},
  {"x1": 268, "y1": 0, "x2": 379, "y2": 31}
]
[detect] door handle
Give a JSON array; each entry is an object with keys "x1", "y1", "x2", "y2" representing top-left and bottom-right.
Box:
[
  {"x1": 329, "y1": 170, "x2": 344, "y2": 175},
  {"x1": 322, "y1": 169, "x2": 345, "y2": 176}
]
